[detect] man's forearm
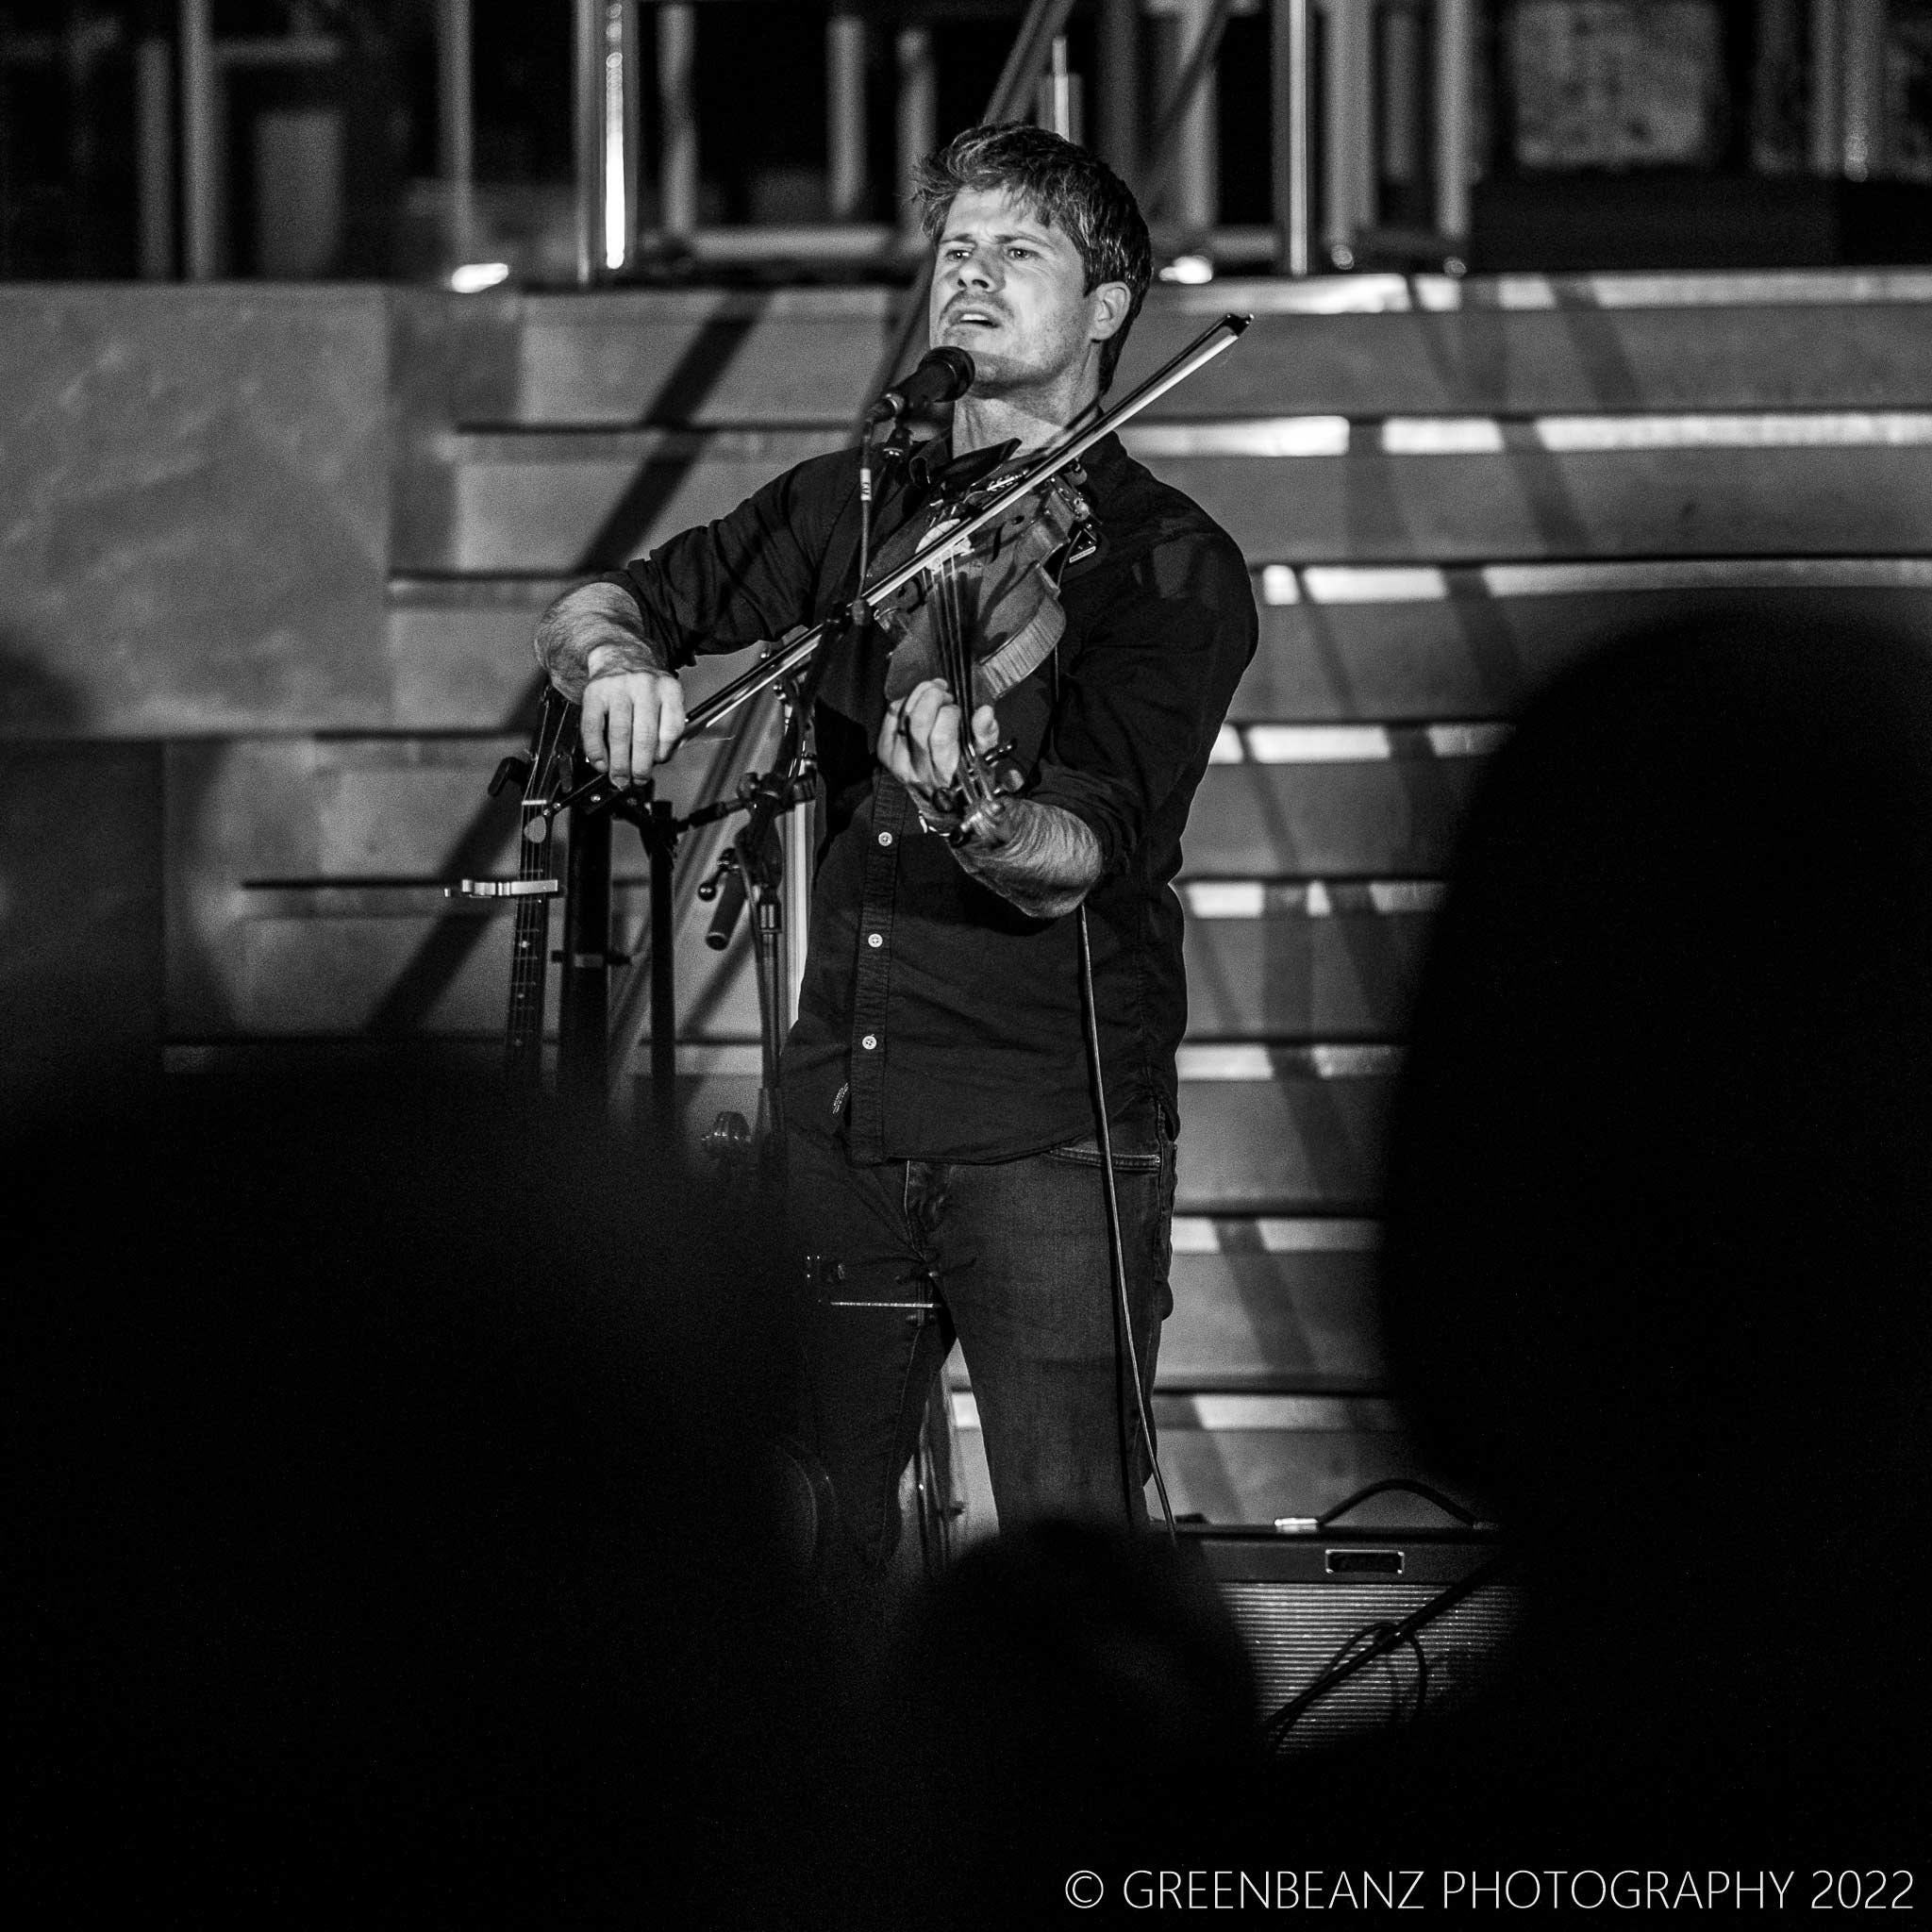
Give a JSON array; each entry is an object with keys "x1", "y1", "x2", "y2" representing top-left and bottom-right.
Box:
[
  {"x1": 533, "y1": 582, "x2": 669, "y2": 699},
  {"x1": 952, "y1": 799, "x2": 1103, "y2": 921}
]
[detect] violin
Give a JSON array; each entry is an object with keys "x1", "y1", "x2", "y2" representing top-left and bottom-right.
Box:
[{"x1": 867, "y1": 444, "x2": 1099, "y2": 842}]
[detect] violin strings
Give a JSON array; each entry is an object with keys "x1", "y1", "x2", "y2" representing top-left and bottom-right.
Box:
[{"x1": 939, "y1": 553, "x2": 973, "y2": 788}]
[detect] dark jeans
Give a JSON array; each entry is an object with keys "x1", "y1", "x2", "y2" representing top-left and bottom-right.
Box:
[{"x1": 786, "y1": 1106, "x2": 1177, "y2": 1592}]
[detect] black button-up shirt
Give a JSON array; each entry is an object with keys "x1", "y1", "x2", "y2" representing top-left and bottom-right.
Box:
[{"x1": 608, "y1": 431, "x2": 1257, "y2": 1163}]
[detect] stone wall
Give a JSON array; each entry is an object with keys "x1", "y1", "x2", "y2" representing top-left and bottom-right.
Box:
[{"x1": 0, "y1": 286, "x2": 391, "y2": 739}]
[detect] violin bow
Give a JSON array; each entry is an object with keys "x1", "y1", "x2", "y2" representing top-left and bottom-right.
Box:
[{"x1": 679, "y1": 310, "x2": 1254, "y2": 738}]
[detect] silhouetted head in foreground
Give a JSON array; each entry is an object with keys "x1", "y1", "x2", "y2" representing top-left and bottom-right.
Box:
[
  {"x1": 1360, "y1": 614, "x2": 1932, "y2": 1851},
  {"x1": 855, "y1": 1521, "x2": 1259, "y2": 1927},
  {"x1": 5, "y1": 1067, "x2": 818, "y2": 1920}
]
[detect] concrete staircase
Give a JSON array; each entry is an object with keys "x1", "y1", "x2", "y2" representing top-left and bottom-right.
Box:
[{"x1": 174, "y1": 268, "x2": 1932, "y2": 1530}]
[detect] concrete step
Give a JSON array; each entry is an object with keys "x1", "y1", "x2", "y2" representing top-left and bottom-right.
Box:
[
  {"x1": 396, "y1": 426, "x2": 846, "y2": 575},
  {"x1": 1162, "y1": 1216, "x2": 1386, "y2": 1392},
  {"x1": 1134, "y1": 274, "x2": 1932, "y2": 418},
  {"x1": 1179, "y1": 879, "x2": 1437, "y2": 1039},
  {"x1": 164, "y1": 732, "x2": 1497, "y2": 1028},
  {"x1": 394, "y1": 273, "x2": 1932, "y2": 431},
  {"x1": 385, "y1": 577, "x2": 814, "y2": 731},
  {"x1": 1176, "y1": 1042, "x2": 1399, "y2": 1215},
  {"x1": 162, "y1": 729, "x2": 766, "y2": 1039},
  {"x1": 391, "y1": 559, "x2": 1932, "y2": 731},
  {"x1": 163, "y1": 708, "x2": 1480, "y2": 1041},
  {"x1": 405, "y1": 415, "x2": 1932, "y2": 574},
  {"x1": 397, "y1": 286, "x2": 898, "y2": 430},
  {"x1": 1241, "y1": 558, "x2": 1932, "y2": 720},
  {"x1": 671, "y1": 1043, "x2": 1398, "y2": 1215},
  {"x1": 1143, "y1": 419, "x2": 1932, "y2": 565},
  {"x1": 175, "y1": 874, "x2": 1433, "y2": 1044},
  {"x1": 1190, "y1": 724, "x2": 1501, "y2": 875},
  {"x1": 175, "y1": 882, "x2": 762, "y2": 1041},
  {"x1": 952, "y1": 1389, "x2": 1426, "y2": 1531},
  {"x1": 163, "y1": 727, "x2": 765, "y2": 881}
]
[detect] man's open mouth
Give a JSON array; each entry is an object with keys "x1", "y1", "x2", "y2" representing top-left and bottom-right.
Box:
[{"x1": 945, "y1": 307, "x2": 1004, "y2": 327}]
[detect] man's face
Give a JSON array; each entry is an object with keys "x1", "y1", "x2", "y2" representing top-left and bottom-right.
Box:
[{"x1": 928, "y1": 188, "x2": 1124, "y2": 402}]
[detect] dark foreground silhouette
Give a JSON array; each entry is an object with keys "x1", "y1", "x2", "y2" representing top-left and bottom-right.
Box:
[
  {"x1": 5, "y1": 1068, "x2": 828, "y2": 1922},
  {"x1": 1332, "y1": 615, "x2": 1932, "y2": 1860},
  {"x1": 10, "y1": 616, "x2": 1927, "y2": 1921}
]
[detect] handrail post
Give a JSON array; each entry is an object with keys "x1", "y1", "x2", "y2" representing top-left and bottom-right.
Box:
[
  {"x1": 1809, "y1": 0, "x2": 1843, "y2": 175},
  {"x1": 1097, "y1": 0, "x2": 1140, "y2": 183},
  {"x1": 1324, "y1": 0, "x2": 1375, "y2": 264},
  {"x1": 180, "y1": 0, "x2": 216, "y2": 279},
  {"x1": 658, "y1": 3, "x2": 698, "y2": 240},
  {"x1": 1433, "y1": 0, "x2": 1472, "y2": 248},
  {"x1": 1139, "y1": 0, "x2": 1236, "y2": 222},
  {"x1": 575, "y1": 3, "x2": 641, "y2": 283},
  {"x1": 983, "y1": 0, "x2": 1079, "y2": 127},
  {"x1": 1841, "y1": 0, "x2": 1884, "y2": 178},
  {"x1": 573, "y1": 0, "x2": 598, "y2": 281},
  {"x1": 1038, "y1": 33, "x2": 1077, "y2": 142},
  {"x1": 436, "y1": 0, "x2": 474, "y2": 259},
  {"x1": 613, "y1": 3, "x2": 641, "y2": 270},
  {"x1": 828, "y1": 9, "x2": 868, "y2": 221},
  {"x1": 1170, "y1": 0, "x2": 1221, "y2": 237},
  {"x1": 1271, "y1": 0, "x2": 1311, "y2": 275},
  {"x1": 136, "y1": 36, "x2": 175, "y2": 279},
  {"x1": 895, "y1": 23, "x2": 936, "y2": 248}
]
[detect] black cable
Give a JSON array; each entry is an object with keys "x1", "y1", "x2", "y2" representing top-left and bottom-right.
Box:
[
  {"x1": 1404, "y1": 1629, "x2": 1429, "y2": 1725},
  {"x1": 1077, "y1": 904, "x2": 1177, "y2": 1541},
  {"x1": 855, "y1": 444, "x2": 874, "y2": 603},
  {"x1": 1261, "y1": 1545, "x2": 1518, "y2": 1750},
  {"x1": 1316, "y1": 1477, "x2": 1481, "y2": 1530}
]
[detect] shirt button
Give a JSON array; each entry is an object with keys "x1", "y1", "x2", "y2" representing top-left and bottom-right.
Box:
[
  {"x1": 877, "y1": 830, "x2": 893, "y2": 846},
  {"x1": 860, "y1": 1033, "x2": 877, "y2": 1050},
  {"x1": 866, "y1": 932, "x2": 882, "y2": 948}
]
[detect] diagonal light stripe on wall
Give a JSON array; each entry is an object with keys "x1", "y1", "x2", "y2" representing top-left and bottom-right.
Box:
[
  {"x1": 1260, "y1": 557, "x2": 1932, "y2": 606},
  {"x1": 1160, "y1": 268, "x2": 1932, "y2": 317},
  {"x1": 1170, "y1": 1216, "x2": 1381, "y2": 1253},
  {"x1": 1210, "y1": 724, "x2": 1509, "y2": 763},
  {"x1": 1131, "y1": 413, "x2": 1932, "y2": 461}
]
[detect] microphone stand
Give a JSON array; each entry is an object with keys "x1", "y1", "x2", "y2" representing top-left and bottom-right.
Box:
[
  {"x1": 538, "y1": 637, "x2": 830, "y2": 1183},
  {"x1": 690, "y1": 634, "x2": 834, "y2": 1189}
]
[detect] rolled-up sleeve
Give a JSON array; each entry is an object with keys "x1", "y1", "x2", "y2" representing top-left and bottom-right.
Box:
[
  {"x1": 1027, "y1": 523, "x2": 1257, "y2": 874},
  {"x1": 595, "y1": 448, "x2": 858, "y2": 666}
]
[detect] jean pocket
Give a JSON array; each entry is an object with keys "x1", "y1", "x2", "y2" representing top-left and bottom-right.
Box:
[{"x1": 1043, "y1": 1112, "x2": 1164, "y2": 1172}]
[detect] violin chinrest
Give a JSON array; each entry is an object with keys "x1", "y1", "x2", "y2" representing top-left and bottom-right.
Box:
[{"x1": 917, "y1": 438, "x2": 1021, "y2": 502}]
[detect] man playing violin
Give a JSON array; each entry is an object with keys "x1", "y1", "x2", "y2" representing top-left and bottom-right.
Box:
[{"x1": 535, "y1": 125, "x2": 1256, "y2": 1610}]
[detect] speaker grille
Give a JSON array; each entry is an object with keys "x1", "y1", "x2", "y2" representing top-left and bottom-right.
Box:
[{"x1": 1218, "y1": 1576, "x2": 1524, "y2": 1752}]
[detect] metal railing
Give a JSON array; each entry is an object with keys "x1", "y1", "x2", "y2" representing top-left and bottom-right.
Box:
[
  {"x1": 558, "y1": 0, "x2": 1479, "y2": 285},
  {"x1": 12, "y1": 3, "x2": 1913, "y2": 285}
]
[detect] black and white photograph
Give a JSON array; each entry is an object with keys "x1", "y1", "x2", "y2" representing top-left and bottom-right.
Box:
[{"x1": 5, "y1": 2, "x2": 1928, "y2": 1920}]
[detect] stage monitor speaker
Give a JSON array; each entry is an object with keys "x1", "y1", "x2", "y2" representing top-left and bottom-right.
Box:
[{"x1": 1188, "y1": 1525, "x2": 1524, "y2": 1753}]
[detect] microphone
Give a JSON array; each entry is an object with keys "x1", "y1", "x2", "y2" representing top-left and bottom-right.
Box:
[{"x1": 865, "y1": 346, "x2": 974, "y2": 425}]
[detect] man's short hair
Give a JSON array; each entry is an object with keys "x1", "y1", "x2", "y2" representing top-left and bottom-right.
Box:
[{"x1": 911, "y1": 123, "x2": 1153, "y2": 393}]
